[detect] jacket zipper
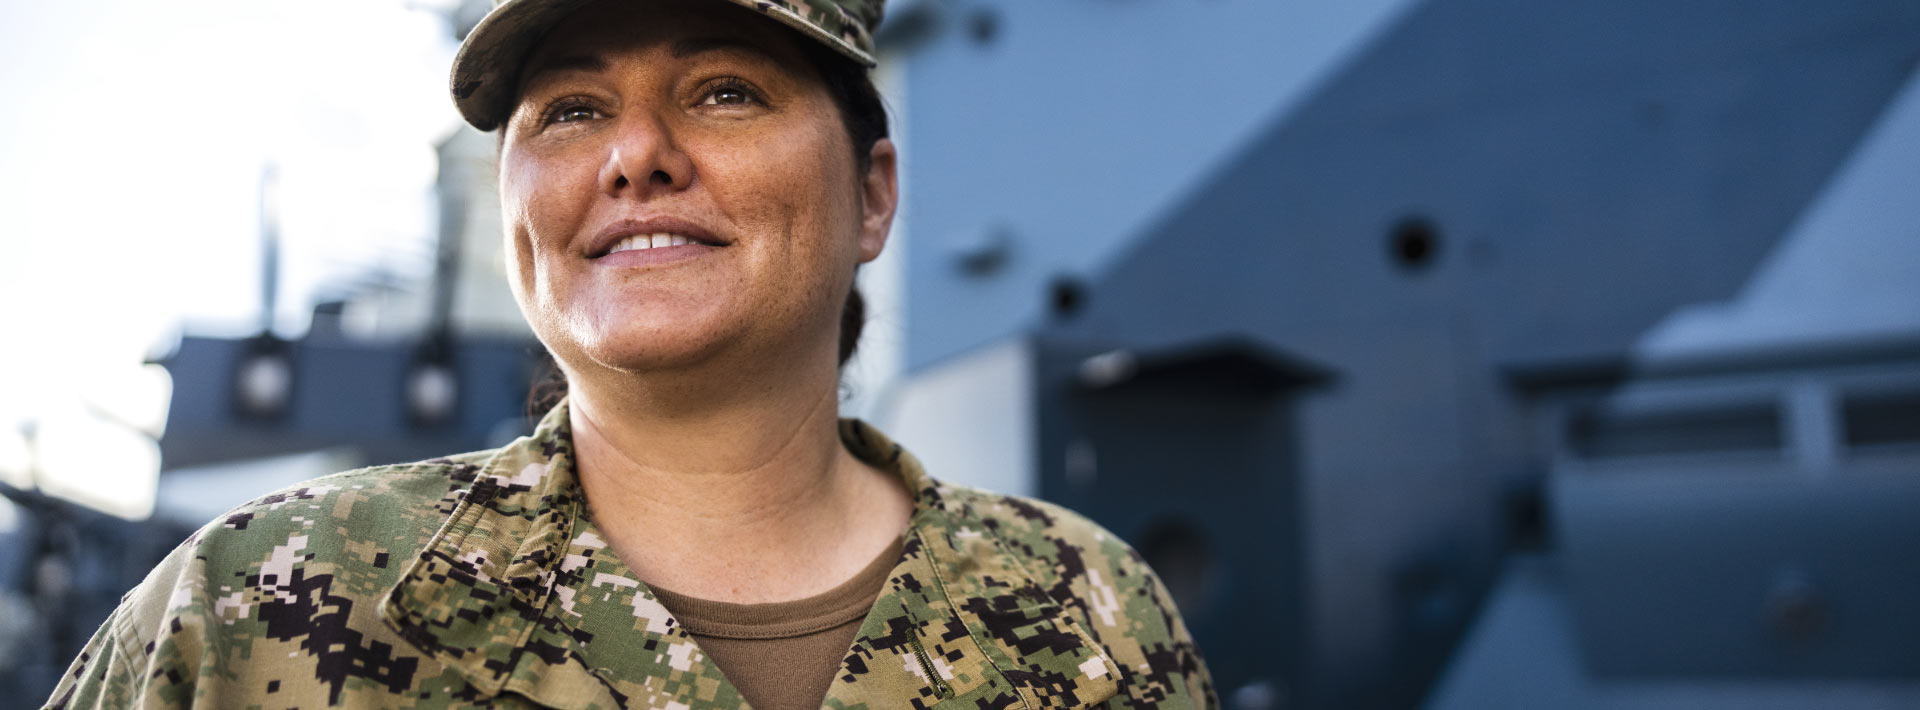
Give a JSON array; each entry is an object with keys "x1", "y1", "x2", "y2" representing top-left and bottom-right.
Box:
[{"x1": 903, "y1": 606, "x2": 954, "y2": 699}]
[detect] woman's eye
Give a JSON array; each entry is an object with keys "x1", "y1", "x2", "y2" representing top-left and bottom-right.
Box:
[
  {"x1": 554, "y1": 105, "x2": 599, "y2": 122},
  {"x1": 533, "y1": 97, "x2": 602, "y2": 126},
  {"x1": 699, "y1": 82, "x2": 759, "y2": 107}
]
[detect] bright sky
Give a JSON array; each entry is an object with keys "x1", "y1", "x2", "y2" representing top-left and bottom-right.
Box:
[{"x1": 0, "y1": 0, "x2": 464, "y2": 515}]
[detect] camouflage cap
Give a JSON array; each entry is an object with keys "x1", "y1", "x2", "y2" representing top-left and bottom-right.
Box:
[{"x1": 451, "y1": 0, "x2": 884, "y2": 131}]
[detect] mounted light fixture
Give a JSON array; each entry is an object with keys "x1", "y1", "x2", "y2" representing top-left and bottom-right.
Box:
[
  {"x1": 405, "y1": 336, "x2": 461, "y2": 429},
  {"x1": 232, "y1": 336, "x2": 293, "y2": 421}
]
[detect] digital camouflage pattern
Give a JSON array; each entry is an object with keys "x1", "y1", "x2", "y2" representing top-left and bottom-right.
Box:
[
  {"x1": 46, "y1": 400, "x2": 1217, "y2": 709},
  {"x1": 451, "y1": 0, "x2": 885, "y2": 131}
]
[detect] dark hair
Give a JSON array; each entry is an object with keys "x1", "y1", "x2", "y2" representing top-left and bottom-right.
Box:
[
  {"x1": 527, "y1": 40, "x2": 891, "y2": 416},
  {"x1": 803, "y1": 39, "x2": 890, "y2": 370}
]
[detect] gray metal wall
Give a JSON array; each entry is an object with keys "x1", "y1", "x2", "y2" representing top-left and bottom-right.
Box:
[{"x1": 891, "y1": 1, "x2": 1920, "y2": 707}]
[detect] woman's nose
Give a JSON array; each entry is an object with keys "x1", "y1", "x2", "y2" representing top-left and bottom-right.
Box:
[{"x1": 598, "y1": 112, "x2": 694, "y2": 196}]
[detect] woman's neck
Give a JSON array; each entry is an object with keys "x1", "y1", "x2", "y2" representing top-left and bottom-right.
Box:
[{"x1": 563, "y1": 355, "x2": 913, "y2": 604}]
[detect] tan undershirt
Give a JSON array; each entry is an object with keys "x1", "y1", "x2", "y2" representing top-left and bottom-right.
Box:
[{"x1": 647, "y1": 536, "x2": 905, "y2": 710}]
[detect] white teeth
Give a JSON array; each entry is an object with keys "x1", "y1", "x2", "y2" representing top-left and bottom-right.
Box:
[{"x1": 608, "y1": 233, "x2": 696, "y2": 255}]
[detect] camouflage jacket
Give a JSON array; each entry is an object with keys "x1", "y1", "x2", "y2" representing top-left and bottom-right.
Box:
[{"x1": 47, "y1": 401, "x2": 1216, "y2": 709}]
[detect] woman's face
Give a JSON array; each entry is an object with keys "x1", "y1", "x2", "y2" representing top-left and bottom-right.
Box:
[{"x1": 499, "y1": 0, "x2": 893, "y2": 381}]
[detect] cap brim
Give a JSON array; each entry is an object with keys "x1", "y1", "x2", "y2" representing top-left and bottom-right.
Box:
[{"x1": 449, "y1": 0, "x2": 878, "y2": 132}]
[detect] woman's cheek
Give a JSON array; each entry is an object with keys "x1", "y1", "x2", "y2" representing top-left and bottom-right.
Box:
[
  {"x1": 503, "y1": 203, "x2": 543, "y2": 301},
  {"x1": 501, "y1": 151, "x2": 576, "y2": 321}
]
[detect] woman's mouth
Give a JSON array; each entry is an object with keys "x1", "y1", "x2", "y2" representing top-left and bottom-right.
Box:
[
  {"x1": 592, "y1": 230, "x2": 726, "y2": 268},
  {"x1": 586, "y1": 218, "x2": 731, "y2": 260},
  {"x1": 607, "y1": 233, "x2": 697, "y2": 254}
]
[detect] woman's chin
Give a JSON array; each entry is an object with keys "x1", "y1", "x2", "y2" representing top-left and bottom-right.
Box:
[
  {"x1": 574, "y1": 330, "x2": 736, "y2": 376},
  {"x1": 543, "y1": 296, "x2": 831, "y2": 382},
  {"x1": 561, "y1": 297, "x2": 739, "y2": 365}
]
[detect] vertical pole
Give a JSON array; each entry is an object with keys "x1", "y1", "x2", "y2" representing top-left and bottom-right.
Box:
[{"x1": 259, "y1": 163, "x2": 280, "y2": 337}]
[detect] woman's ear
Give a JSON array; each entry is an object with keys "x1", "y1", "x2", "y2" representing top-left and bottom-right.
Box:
[{"x1": 858, "y1": 138, "x2": 898, "y2": 263}]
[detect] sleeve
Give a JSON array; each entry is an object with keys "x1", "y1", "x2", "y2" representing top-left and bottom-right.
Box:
[
  {"x1": 1087, "y1": 529, "x2": 1219, "y2": 710},
  {"x1": 42, "y1": 540, "x2": 210, "y2": 710},
  {"x1": 43, "y1": 608, "x2": 143, "y2": 710}
]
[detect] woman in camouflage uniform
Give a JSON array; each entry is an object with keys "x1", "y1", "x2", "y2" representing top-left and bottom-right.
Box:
[{"x1": 48, "y1": 1, "x2": 1215, "y2": 708}]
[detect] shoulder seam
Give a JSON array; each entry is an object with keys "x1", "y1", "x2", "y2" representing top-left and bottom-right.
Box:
[
  {"x1": 221, "y1": 459, "x2": 478, "y2": 513},
  {"x1": 99, "y1": 608, "x2": 148, "y2": 700}
]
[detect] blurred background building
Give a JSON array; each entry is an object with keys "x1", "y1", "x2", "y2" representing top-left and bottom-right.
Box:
[{"x1": 1, "y1": 0, "x2": 1917, "y2": 708}]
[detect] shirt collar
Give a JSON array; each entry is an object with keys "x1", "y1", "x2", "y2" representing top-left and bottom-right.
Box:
[
  {"x1": 379, "y1": 399, "x2": 587, "y2": 701},
  {"x1": 832, "y1": 420, "x2": 1122, "y2": 709},
  {"x1": 380, "y1": 398, "x2": 1119, "y2": 709}
]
